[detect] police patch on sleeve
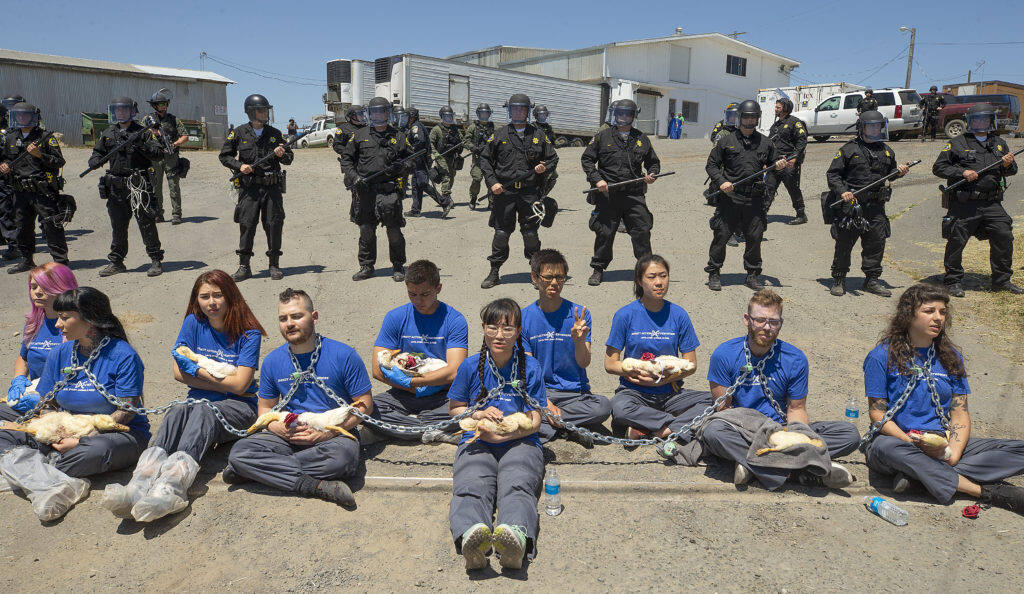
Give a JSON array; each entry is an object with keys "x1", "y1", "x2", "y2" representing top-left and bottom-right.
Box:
[
  {"x1": 941, "y1": 143, "x2": 950, "y2": 152},
  {"x1": 48, "y1": 137, "x2": 59, "y2": 146},
  {"x1": 270, "y1": 137, "x2": 277, "y2": 143},
  {"x1": 834, "y1": 150, "x2": 842, "y2": 159},
  {"x1": 390, "y1": 137, "x2": 397, "y2": 145},
  {"x1": 227, "y1": 131, "x2": 235, "y2": 140}
]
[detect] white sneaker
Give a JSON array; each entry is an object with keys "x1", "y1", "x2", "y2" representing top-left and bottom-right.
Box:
[
  {"x1": 460, "y1": 523, "x2": 492, "y2": 570},
  {"x1": 492, "y1": 524, "x2": 527, "y2": 570},
  {"x1": 733, "y1": 462, "x2": 753, "y2": 486}
]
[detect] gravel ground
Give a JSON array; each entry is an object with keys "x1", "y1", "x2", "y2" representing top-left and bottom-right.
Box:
[{"x1": 1, "y1": 135, "x2": 1022, "y2": 591}]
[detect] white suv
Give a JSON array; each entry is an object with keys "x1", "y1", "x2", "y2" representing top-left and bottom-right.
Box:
[
  {"x1": 795, "y1": 88, "x2": 924, "y2": 142},
  {"x1": 298, "y1": 119, "x2": 338, "y2": 148}
]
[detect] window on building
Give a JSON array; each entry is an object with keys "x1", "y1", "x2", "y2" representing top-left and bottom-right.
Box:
[
  {"x1": 680, "y1": 101, "x2": 699, "y2": 123},
  {"x1": 668, "y1": 98, "x2": 677, "y2": 117},
  {"x1": 726, "y1": 55, "x2": 747, "y2": 77},
  {"x1": 669, "y1": 46, "x2": 691, "y2": 83}
]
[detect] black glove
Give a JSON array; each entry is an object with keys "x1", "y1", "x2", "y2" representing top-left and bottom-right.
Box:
[{"x1": 352, "y1": 175, "x2": 367, "y2": 188}]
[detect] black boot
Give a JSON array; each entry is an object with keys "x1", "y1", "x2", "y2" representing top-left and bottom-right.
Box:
[
  {"x1": 98, "y1": 261, "x2": 126, "y2": 277},
  {"x1": 863, "y1": 277, "x2": 892, "y2": 297},
  {"x1": 393, "y1": 266, "x2": 406, "y2": 282},
  {"x1": 269, "y1": 258, "x2": 284, "y2": 280},
  {"x1": 708, "y1": 271, "x2": 722, "y2": 291},
  {"x1": 146, "y1": 260, "x2": 163, "y2": 277},
  {"x1": 295, "y1": 474, "x2": 355, "y2": 508},
  {"x1": 745, "y1": 273, "x2": 764, "y2": 291},
  {"x1": 946, "y1": 283, "x2": 965, "y2": 298},
  {"x1": 981, "y1": 483, "x2": 1024, "y2": 515},
  {"x1": 441, "y1": 196, "x2": 454, "y2": 219},
  {"x1": 830, "y1": 277, "x2": 846, "y2": 296},
  {"x1": 992, "y1": 281, "x2": 1024, "y2": 295},
  {"x1": 480, "y1": 266, "x2": 501, "y2": 289},
  {"x1": 7, "y1": 259, "x2": 34, "y2": 274},
  {"x1": 352, "y1": 265, "x2": 374, "y2": 281},
  {"x1": 787, "y1": 210, "x2": 808, "y2": 225},
  {"x1": 588, "y1": 268, "x2": 603, "y2": 286},
  {"x1": 232, "y1": 262, "x2": 252, "y2": 282}
]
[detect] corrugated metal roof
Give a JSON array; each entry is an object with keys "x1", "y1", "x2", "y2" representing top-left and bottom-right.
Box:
[
  {"x1": 0, "y1": 48, "x2": 235, "y2": 83},
  {"x1": 446, "y1": 45, "x2": 564, "y2": 60}
]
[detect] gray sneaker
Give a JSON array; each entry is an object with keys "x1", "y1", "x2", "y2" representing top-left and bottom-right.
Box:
[{"x1": 422, "y1": 428, "x2": 461, "y2": 445}]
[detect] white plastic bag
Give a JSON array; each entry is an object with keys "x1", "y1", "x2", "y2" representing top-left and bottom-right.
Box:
[
  {"x1": 101, "y1": 446, "x2": 168, "y2": 519},
  {"x1": 131, "y1": 451, "x2": 199, "y2": 522},
  {"x1": 0, "y1": 447, "x2": 90, "y2": 521}
]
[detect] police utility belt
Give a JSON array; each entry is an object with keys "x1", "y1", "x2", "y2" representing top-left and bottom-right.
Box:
[
  {"x1": 12, "y1": 173, "x2": 64, "y2": 194},
  {"x1": 237, "y1": 169, "x2": 286, "y2": 192}
]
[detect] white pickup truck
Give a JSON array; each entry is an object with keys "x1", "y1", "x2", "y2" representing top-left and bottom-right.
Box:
[
  {"x1": 297, "y1": 118, "x2": 338, "y2": 148},
  {"x1": 794, "y1": 88, "x2": 924, "y2": 142}
]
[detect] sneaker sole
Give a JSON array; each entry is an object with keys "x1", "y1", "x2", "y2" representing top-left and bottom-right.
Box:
[
  {"x1": 823, "y1": 464, "x2": 854, "y2": 489},
  {"x1": 492, "y1": 527, "x2": 525, "y2": 570},
  {"x1": 734, "y1": 463, "x2": 753, "y2": 486},
  {"x1": 462, "y1": 526, "x2": 492, "y2": 570}
]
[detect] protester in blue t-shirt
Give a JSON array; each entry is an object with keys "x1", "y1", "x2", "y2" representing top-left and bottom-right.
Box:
[
  {"x1": 103, "y1": 270, "x2": 268, "y2": 522},
  {"x1": 4, "y1": 263, "x2": 78, "y2": 421},
  {"x1": 606, "y1": 255, "x2": 712, "y2": 458},
  {"x1": 372, "y1": 260, "x2": 469, "y2": 444},
  {"x1": 0, "y1": 288, "x2": 148, "y2": 493},
  {"x1": 701, "y1": 289, "x2": 859, "y2": 490},
  {"x1": 449, "y1": 298, "x2": 545, "y2": 572},
  {"x1": 521, "y1": 249, "x2": 610, "y2": 447},
  {"x1": 863, "y1": 284, "x2": 1024, "y2": 511},
  {"x1": 227, "y1": 288, "x2": 373, "y2": 508}
]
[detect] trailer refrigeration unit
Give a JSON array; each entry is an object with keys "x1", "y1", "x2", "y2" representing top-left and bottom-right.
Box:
[
  {"x1": 372, "y1": 53, "x2": 605, "y2": 146},
  {"x1": 325, "y1": 59, "x2": 375, "y2": 119}
]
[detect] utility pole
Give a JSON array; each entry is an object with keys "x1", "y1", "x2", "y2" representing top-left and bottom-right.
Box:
[
  {"x1": 899, "y1": 26, "x2": 916, "y2": 88},
  {"x1": 200, "y1": 51, "x2": 206, "y2": 71},
  {"x1": 727, "y1": 30, "x2": 747, "y2": 39}
]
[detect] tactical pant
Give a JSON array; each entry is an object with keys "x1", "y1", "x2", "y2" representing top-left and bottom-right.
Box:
[
  {"x1": 536, "y1": 390, "x2": 613, "y2": 443},
  {"x1": 372, "y1": 388, "x2": 457, "y2": 440},
  {"x1": 0, "y1": 428, "x2": 144, "y2": 478},
  {"x1": 150, "y1": 399, "x2": 256, "y2": 462},
  {"x1": 706, "y1": 195, "x2": 765, "y2": 275},
  {"x1": 436, "y1": 155, "x2": 457, "y2": 195},
  {"x1": 831, "y1": 203, "x2": 889, "y2": 279},
  {"x1": 235, "y1": 183, "x2": 284, "y2": 264},
  {"x1": 13, "y1": 190, "x2": 69, "y2": 264},
  {"x1": 450, "y1": 440, "x2": 544, "y2": 560},
  {"x1": 107, "y1": 186, "x2": 163, "y2": 264},
  {"x1": 541, "y1": 169, "x2": 558, "y2": 198},
  {"x1": 765, "y1": 164, "x2": 805, "y2": 214},
  {"x1": 487, "y1": 189, "x2": 542, "y2": 267},
  {"x1": 469, "y1": 158, "x2": 488, "y2": 204},
  {"x1": 226, "y1": 430, "x2": 361, "y2": 492},
  {"x1": 0, "y1": 183, "x2": 17, "y2": 247},
  {"x1": 943, "y1": 200, "x2": 1014, "y2": 287},
  {"x1": 922, "y1": 115, "x2": 941, "y2": 140},
  {"x1": 866, "y1": 435, "x2": 1024, "y2": 504},
  {"x1": 589, "y1": 191, "x2": 653, "y2": 271},
  {"x1": 700, "y1": 419, "x2": 859, "y2": 490},
  {"x1": 410, "y1": 168, "x2": 446, "y2": 213},
  {"x1": 610, "y1": 387, "x2": 714, "y2": 443},
  {"x1": 353, "y1": 183, "x2": 405, "y2": 268},
  {"x1": 151, "y1": 154, "x2": 182, "y2": 218}
]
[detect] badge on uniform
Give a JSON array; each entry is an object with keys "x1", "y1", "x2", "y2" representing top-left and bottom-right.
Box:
[
  {"x1": 942, "y1": 143, "x2": 950, "y2": 152},
  {"x1": 227, "y1": 131, "x2": 235, "y2": 140},
  {"x1": 390, "y1": 138, "x2": 397, "y2": 145},
  {"x1": 48, "y1": 137, "x2": 59, "y2": 146},
  {"x1": 487, "y1": 134, "x2": 494, "y2": 142},
  {"x1": 885, "y1": 151, "x2": 891, "y2": 156},
  {"x1": 532, "y1": 137, "x2": 539, "y2": 144},
  {"x1": 834, "y1": 150, "x2": 842, "y2": 159},
  {"x1": 636, "y1": 139, "x2": 642, "y2": 147},
  {"x1": 270, "y1": 137, "x2": 277, "y2": 142}
]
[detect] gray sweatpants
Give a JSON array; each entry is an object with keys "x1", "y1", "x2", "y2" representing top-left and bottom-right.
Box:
[
  {"x1": 0, "y1": 428, "x2": 144, "y2": 478},
  {"x1": 0, "y1": 402, "x2": 20, "y2": 422},
  {"x1": 700, "y1": 419, "x2": 860, "y2": 490},
  {"x1": 150, "y1": 400, "x2": 256, "y2": 462},
  {"x1": 226, "y1": 431, "x2": 361, "y2": 492},
  {"x1": 866, "y1": 435, "x2": 1024, "y2": 504},
  {"x1": 537, "y1": 390, "x2": 612, "y2": 443},
  {"x1": 373, "y1": 388, "x2": 456, "y2": 440},
  {"x1": 450, "y1": 440, "x2": 545, "y2": 559},
  {"x1": 610, "y1": 387, "x2": 715, "y2": 442}
]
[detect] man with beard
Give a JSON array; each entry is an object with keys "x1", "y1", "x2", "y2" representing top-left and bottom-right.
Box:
[
  {"x1": 225, "y1": 288, "x2": 374, "y2": 507},
  {"x1": 698, "y1": 289, "x2": 859, "y2": 490}
]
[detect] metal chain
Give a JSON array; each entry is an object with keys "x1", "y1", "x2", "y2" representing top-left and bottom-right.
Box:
[
  {"x1": 859, "y1": 345, "x2": 945, "y2": 450},
  {"x1": 14, "y1": 336, "x2": 112, "y2": 424},
  {"x1": 742, "y1": 340, "x2": 787, "y2": 422}
]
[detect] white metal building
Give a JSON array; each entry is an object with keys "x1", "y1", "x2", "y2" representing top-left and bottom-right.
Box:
[
  {"x1": 449, "y1": 32, "x2": 800, "y2": 138},
  {"x1": 0, "y1": 48, "x2": 233, "y2": 146}
]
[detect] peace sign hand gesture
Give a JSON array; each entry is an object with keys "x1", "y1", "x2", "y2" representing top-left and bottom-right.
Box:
[{"x1": 571, "y1": 306, "x2": 589, "y2": 342}]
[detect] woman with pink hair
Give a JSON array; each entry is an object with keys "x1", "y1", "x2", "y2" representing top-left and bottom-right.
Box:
[{"x1": 3, "y1": 262, "x2": 78, "y2": 420}]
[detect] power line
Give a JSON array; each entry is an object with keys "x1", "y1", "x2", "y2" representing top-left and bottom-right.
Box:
[
  {"x1": 854, "y1": 46, "x2": 910, "y2": 85},
  {"x1": 918, "y1": 41, "x2": 1024, "y2": 46},
  {"x1": 202, "y1": 53, "x2": 326, "y2": 86}
]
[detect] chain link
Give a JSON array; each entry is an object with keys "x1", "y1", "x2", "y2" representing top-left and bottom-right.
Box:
[{"x1": 859, "y1": 345, "x2": 947, "y2": 451}]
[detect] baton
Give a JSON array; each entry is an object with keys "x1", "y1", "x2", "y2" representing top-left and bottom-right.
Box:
[
  {"x1": 582, "y1": 171, "x2": 676, "y2": 194},
  {"x1": 829, "y1": 159, "x2": 922, "y2": 208},
  {"x1": 939, "y1": 147, "x2": 1023, "y2": 195},
  {"x1": 229, "y1": 132, "x2": 306, "y2": 183},
  {"x1": 705, "y1": 153, "x2": 798, "y2": 201}
]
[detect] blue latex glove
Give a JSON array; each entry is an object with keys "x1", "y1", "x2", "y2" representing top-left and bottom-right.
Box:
[
  {"x1": 173, "y1": 349, "x2": 200, "y2": 377},
  {"x1": 414, "y1": 384, "x2": 443, "y2": 398},
  {"x1": 7, "y1": 375, "x2": 31, "y2": 403},
  {"x1": 10, "y1": 387, "x2": 40, "y2": 413},
  {"x1": 381, "y1": 365, "x2": 412, "y2": 389}
]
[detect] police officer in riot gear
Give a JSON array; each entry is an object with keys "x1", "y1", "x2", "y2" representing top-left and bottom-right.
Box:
[
  {"x1": 580, "y1": 99, "x2": 660, "y2": 286},
  {"x1": 147, "y1": 88, "x2": 189, "y2": 224},
  {"x1": 478, "y1": 93, "x2": 558, "y2": 289},
  {"x1": 0, "y1": 102, "x2": 69, "y2": 273},
  {"x1": 766, "y1": 97, "x2": 809, "y2": 224},
  {"x1": 392, "y1": 106, "x2": 412, "y2": 196},
  {"x1": 857, "y1": 89, "x2": 878, "y2": 114},
  {"x1": 428, "y1": 106, "x2": 460, "y2": 214},
  {"x1": 339, "y1": 96, "x2": 413, "y2": 282},
  {"x1": 91, "y1": 97, "x2": 166, "y2": 277},
  {"x1": 219, "y1": 93, "x2": 294, "y2": 282},
  {"x1": 332, "y1": 104, "x2": 365, "y2": 151},
  {"x1": 709, "y1": 103, "x2": 739, "y2": 144},
  {"x1": 404, "y1": 106, "x2": 445, "y2": 216},
  {"x1": 825, "y1": 111, "x2": 910, "y2": 297},
  {"x1": 705, "y1": 99, "x2": 787, "y2": 291},
  {"x1": 919, "y1": 86, "x2": 946, "y2": 142},
  {"x1": 533, "y1": 105, "x2": 559, "y2": 199},
  {"x1": 464, "y1": 102, "x2": 495, "y2": 209},
  {"x1": 933, "y1": 103, "x2": 1021, "y2": 296},
  {"x1": 0, "y1": 94, "x2": 27, "y2": 261}
]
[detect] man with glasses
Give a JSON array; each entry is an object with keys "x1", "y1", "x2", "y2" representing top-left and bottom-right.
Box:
[
  {"x1": 521, "y1": 250, "x2": 610, "y2": 448},
  {"x1": 699, "y1": 289, "x2": 859, "y2": 490}
]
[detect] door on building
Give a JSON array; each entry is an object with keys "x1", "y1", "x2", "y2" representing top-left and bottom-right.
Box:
[
  {"x1": 635, "y1": 93, "x2": 658, "y2": 135},
  {"x1": 448, "y1": 75, "x2": 470, "y2": 124}
]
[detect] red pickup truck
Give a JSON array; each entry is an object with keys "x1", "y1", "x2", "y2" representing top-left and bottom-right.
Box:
[{"x1": 918, "y1": 92, "x2": 1017, "y2": 138}]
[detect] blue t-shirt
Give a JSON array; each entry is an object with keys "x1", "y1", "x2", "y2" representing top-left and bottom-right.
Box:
[
  {"x1": 20, "y1": 317, "x2": 64, "y2": 380},
  {"x1": 258, "y1": 337, "x2": 372, "y2": 415},
  {"x1": 863, "y1": 343, "x2": 970, "y2": 432},
  {"x1": 521, "y1": 299, "x2": 591, "y2": 393},
  {"x1": 606, "y1": 300, "x2": 701, "y2": 395},
  {"x1": 707, "y1": 337, "x2": 808, "y2": 424},
  {"x1": 174, "y1": 314, "x2": 261, "y2": 404},
  {"x1": 34, "y1": 338, "x2": 150, "y2": 440},
  {"x1": 374, "y1": 302, "x2": 469, "y2": 364},
  {"x1": 447, "y1": 352, "x2": 547, "y2": 448}
]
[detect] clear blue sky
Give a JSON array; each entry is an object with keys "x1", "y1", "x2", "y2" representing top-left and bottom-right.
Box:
[{"x1": 5, "y1": 0, "x2": 1023, "y2": 124}]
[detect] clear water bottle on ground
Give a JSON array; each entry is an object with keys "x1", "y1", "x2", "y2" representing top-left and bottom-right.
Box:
[
  {"x1": 845, "y1": 394, "x2": 860, "y2": 425},
  {"x1": 544, "y1": 468, "x2": 562, "y2": 516},
  {"x1": 863, "y1": 496, "x2": 908, "y2": 526}
]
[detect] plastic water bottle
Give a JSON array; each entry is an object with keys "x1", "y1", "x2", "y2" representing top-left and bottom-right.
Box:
[
  {"x1": 544, "y1": 468, "x2": 562, "y2": 516},
  {"x1": 863, "y1": 496, "x2": 908, "y2": 526},
  {"x1": 845, "y1": 394, "x2": 860, "y2": 425}
]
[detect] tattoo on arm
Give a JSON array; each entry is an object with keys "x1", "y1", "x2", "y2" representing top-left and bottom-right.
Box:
[
  {"x1": 869, "y1": 398, "x2": 888, "y2": 412},
  {"x1": 949, "y1": 422, "x2": 967, "y2": 443},
  {"x1": 950, "y1": 394, "x2": 968, "y2": 412}
]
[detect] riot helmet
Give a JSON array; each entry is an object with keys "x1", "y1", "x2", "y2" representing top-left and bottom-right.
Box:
[
  {"x1": 346, "y1": 104, "x2": 365, "y2": 125},
  {"x1": 2, "y1": 94, "x2": 25, "y2": 111},
  {"x1": 857, "y1": 110, "x2": 888, "y2": 143},
  {"x1": 929, "y1": 85, "x2": 938, "y2": 94},
  {"x1": 439, "y1": 105, "x2": 456, "y2": 125},
  {"x1": 737, "y1": 100, "x2": 760, "y2": 131},
  {"x1": 610, "y1": 99, "x2": 639, "y2": 127},
  {"x1": 407, "y1": 107, "x2": 419, "y2": 122},
  {"x1": 966, "y1": 103, "x2": 996, "y2": 135},
  {"x1": 533, "y1": 105, "x2": 550, "y2": 124},
  {"x1": 505, "y1": 93, "x2": 532, "y2": 125},
  {"x1": 393, "y1": 105, "x2": 409, "y2": 128},
  {"x1": 723, "y1": 103, "x2": 740, "y2": 128},
  {"x1": 108, "y1": 96, "x2": 138, "y2": 123},
  {"x1": 365, "y1": 97, "x2": 392, "y2": 127},
  {"x1": 8, "y1": 102, "x2": 39, "y2": 129},
  {"x1": 243, "y1": 94, "x2": 273, "y2": 124},
  {"x1": 475, "y1": 102, "x2": 492, "y2": 122},
  {"x1": 604, "y1": 100, "x2": 622, "y2": 125},
  {"x1": 148, "y1": 88, "x2": 172, "y2": 113},
  {"x1": 864, "y1": 89, "x2": 873, "y2": 96}
]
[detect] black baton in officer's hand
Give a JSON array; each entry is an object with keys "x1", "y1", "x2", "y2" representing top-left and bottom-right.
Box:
[
  {"x1": 938, "y1": 147, "x2": 1024, "y2": 195},
  {"x1": 79, "y1": 116, "x2": 161, "y2": 178},
  {"x1": 229, "y1": 132, "x2": 305, "y2": 183},
  {"x1": 829, "y1": 159, "x2": 922, "y2": 208},
  {"x1": 4, "y1": 130, "x2": 56, "y2": 175},
  {"x1": 704, "y1": 153, "x2": 798, "y2": 202},
  {"x1": 582, "y1": 171, "x2": 676, "y2": 194},
  {"x1": 345, "y1": 147, "x2": 429, "y2": 190}
]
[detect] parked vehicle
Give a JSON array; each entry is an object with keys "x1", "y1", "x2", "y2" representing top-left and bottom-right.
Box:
[
  {"x1": 298, "y1": 118, "x2": 338, "y2": 149},
  {"x1": 792, "y1": 88, "x2": 923, "y2": 142},
  {"x1": 756, "y1": 83, "x2": 866, "y2": 136}
]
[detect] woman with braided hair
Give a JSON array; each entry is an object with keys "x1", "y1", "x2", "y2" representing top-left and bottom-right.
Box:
[
  {"x1": 863, "y1": 283, "x2": 1024, "y2": 514},
  {"x1": 448, "y1": 298, "x2": 546, "y2": 571}
]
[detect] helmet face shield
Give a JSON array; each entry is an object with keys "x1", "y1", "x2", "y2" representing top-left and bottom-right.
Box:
[
  {"x1": 9, "y1": 106, "x2": 39, "y2": 129},
  {"x1": 860, "y1": 119, "x2": 888, "y2": 143},
  {"x1": 507, "y1": 102, "x2": 531, "y2": 125},
  {"x1": 739, "y1": 114, "x2": 759, "y2": 131},
  {"x1": 108, "y1": 100, "x2": 137, "y2": 124},
  {"x1": 967, "y1": 111, "x2": 995, "y2": 134},
  {"x1": 476, "y1": 107, "x2": 491, "y2": 122},
  {"x1": 611, "y1": 106, "x2": 636, "y2": 127},
  {"x1": 724, "y1": 106, "x2": 739, "y2": 128},
  {"x1": 394, "y1": 110, "x2": 409, "y2": 128},
  {"x1": 534, "y1": 108, "x2": 549, "y2": 124},
  {"x1": 365, "y1": 104, "x2": 391, "y2": 127},
  {"x1": 440, "y1": 111, "x2": 455, "y2": 125}
]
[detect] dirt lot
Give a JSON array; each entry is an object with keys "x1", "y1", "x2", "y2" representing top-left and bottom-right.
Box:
[{"x1": 1, "y1": 135, "x2": 1022, "y2": 592}]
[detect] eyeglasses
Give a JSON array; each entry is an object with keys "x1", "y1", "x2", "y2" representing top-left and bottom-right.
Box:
[
  {"x1": 483, "y1": 325, "x2": 518, "y2": 337},
  {"x1": 537, "y1": 273, "x2": 567, "y2": 283},
  {"x1": 747, "y1": 315, "x2": 783, "y2": 329}
]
